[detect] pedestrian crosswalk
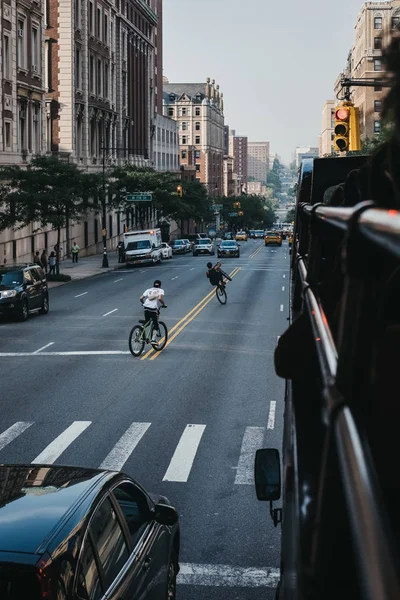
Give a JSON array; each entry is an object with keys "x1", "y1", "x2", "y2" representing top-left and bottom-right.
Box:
[{"x1": 0, "y1": 417, "x2": 276, "y2": 485}]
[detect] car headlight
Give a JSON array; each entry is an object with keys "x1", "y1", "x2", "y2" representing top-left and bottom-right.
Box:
[{"x1": 1, "y1": 290, "x2": 17, "y2": 299}]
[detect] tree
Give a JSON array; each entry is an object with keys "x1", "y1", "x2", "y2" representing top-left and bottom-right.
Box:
[
  {"x1": 0, "y1": 156, "x2": 100, "y2": 272},
  {"x1": 286, "y1": 208, "x2": 296, "y2": 223}
]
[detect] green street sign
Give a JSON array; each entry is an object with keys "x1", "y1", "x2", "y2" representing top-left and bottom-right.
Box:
[
  {"x1": 228, "y1": 212, "x2": 238, "y2": 217},
  {"x1": 209, "y1": 204, "x2": 223, "y2": 211},
  {"x1": 126, "y1": 193, "x2": 153, "y2": 202}
]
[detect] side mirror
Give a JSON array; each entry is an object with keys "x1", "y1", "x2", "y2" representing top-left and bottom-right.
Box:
[
  {"x1": 254, "y1": 448, "x2": 282, "y2": 527},
  {"x1": 154, "y1": 503, "x2": 179, "y2": 526}
]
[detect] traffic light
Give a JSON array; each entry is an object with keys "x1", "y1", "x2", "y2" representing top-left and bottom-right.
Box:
[
  {"x1": 334, "y1": 105, "x2": 350, "y2": 152},
  {"x1": 349, "y1": 105, "x2": 361, "y2": 151},
  {"x1": 238, "y1": 211, "x2": 244, "y2": 216},
  {"x1": 176, "y1": 185, "x2": 183, "y2": 197},
  {"x1": 233, "y1": 202, "x2": 241, "y2": 209}
]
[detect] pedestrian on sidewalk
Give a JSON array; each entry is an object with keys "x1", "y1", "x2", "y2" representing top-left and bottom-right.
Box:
[
  {"x1": 33, "y1": 251, "x2": 43, "y2": 267},
  {"x1": 71, "y1": 241, "x2": 80, "y2": 263},
  {"x1": 49, "y1": 252, "x2": 56, "y2": 275},
  {"x1": 41, "y1": 250, "x2": 48, "y2": 273}
]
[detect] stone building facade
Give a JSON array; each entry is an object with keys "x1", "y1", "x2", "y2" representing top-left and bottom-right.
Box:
[
  {"x1": 247, "y1": 141, "x2": 269, "y2": 184},
  {"x1": 163, "y1": 78, "x2": 225, "y2": 196},
  {"x1": 319, "y1": 100, "x2": 335, "y2": 156}
]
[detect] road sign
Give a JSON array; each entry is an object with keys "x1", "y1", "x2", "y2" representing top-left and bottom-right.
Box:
[
  {"x1": 209, "y1": 204, "x2": 223, "y2": 211},
  {"x1": 126, "y1": 193, "x2": 153, "y2": 202},
  {"x1": 228, "y1": 212, "x2": 238, "y2": 217}
]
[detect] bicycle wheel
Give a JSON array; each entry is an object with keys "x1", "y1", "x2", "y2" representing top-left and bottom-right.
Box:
[
  {"x1": 152, "y1": 321, "x2": 168, "y2": 352},
  {"x1": 216, "y1": 284, "x2": 227, "y2": 304},
  {"x1": 129, "y1": 325, "x2": 145, "y2": 357}
]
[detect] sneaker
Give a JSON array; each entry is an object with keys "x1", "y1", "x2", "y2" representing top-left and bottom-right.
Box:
[{"x1": 150, "y1": 340, "x2": 158, "y2": 346}]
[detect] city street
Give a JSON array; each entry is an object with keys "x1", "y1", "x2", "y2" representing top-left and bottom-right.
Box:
[{"x1": 0, "y1": 239, "x2": 289, "y2": 599}]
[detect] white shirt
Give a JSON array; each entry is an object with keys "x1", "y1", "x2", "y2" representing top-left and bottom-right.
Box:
[{"x1": 142, "y1": 287, "x2": 164, "y2": 309}]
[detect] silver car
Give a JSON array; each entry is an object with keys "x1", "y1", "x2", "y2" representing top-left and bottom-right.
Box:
[{"x1": 192, "y1": 238, "x2": 215, "y2": 256}]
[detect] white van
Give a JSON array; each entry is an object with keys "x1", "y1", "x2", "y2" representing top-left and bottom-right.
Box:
[{"x1": 123, "y1": 229, "x2": 162, "y2": 265}]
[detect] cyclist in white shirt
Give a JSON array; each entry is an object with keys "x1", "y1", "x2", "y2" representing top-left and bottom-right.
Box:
[{"x1": 140, "y1": 280, "x2": 167, "y2": 345}]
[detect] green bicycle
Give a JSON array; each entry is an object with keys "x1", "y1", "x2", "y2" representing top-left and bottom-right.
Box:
[{"x1": 128, "y1": 309, "x2": 168, "y2": 357}]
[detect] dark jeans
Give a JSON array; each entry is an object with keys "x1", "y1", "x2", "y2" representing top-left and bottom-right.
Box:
[
  {"x1": 72, "y1": 253, "x2": 78, "y2": 263},
  {"x1": 144, "y1": 309, "x2": 159, "y2": 332}
]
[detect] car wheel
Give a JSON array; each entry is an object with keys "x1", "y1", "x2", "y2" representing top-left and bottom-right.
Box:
[
  {"x1": 18, "y1": 298, "x2": 29, "y2": 322},
  {"x1": 193, "y1": 253, "x2": 197, "y2": 257},
  {"x1": 39, "y1": 294, "x2": 49, "y2": 315},
  {"x1": 167, "y1": 550, "x2": 178, "y2": 599},
  {"x1": 237, "y1": 252, "x2": 240, "y2": 257}
]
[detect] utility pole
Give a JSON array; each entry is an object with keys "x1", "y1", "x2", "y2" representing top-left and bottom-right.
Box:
[{"x1": 101, "y1": 138, "x2": 109, "y2": 268}]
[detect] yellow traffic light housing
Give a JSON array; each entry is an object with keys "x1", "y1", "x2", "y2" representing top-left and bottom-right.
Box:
[
  {"x1": 233, "y1": 202, "x2": 241, "y2": 209},
  {"x1": 349, "y1": 105, "x2": 361, "y2": 151},
  {"x1": 334, "y1": 105, "x2": 350, "y2": 152},
  {"x1": 238, "y1": 211, "x2": 244, "y2": 216},
  {"x1": 176, "y1": 185, "x2": 183, "y2": 198}
]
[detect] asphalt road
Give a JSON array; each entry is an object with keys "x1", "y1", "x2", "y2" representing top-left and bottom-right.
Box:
[{"x1": 0, "y1": 238, "x2": 290, "y2": 599}]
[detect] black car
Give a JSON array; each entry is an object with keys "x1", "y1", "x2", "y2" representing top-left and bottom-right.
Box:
[
  {"x1": 217, "y1": 240, "x2": 240, "y2": 258},
  {"x1": 0, "y1": 464, "x2": 180, "y2": 600},
  {"x1": 0, "y1": 264, "x2": 49, "y2": 321}
]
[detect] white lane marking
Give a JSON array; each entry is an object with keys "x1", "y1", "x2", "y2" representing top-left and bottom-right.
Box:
[
  {"x1": 103, "y1": 308, "x2": 118, "y2": 317},
  {"x1": 100, "y1": 422, "x2": 151, "y2": 471},
  {"x1": 0, "y1": 422, "x2": 33, "y2": 451},
  {"x1": 33, "y1": 342, "x2": 54, "y2": 354},
  {"x1": 178, "y1": 563, "x2": 280, "y2": 588},
  {"x1": 163, "y1": 424, "x2": 206, "y2": 482},
  {"x1": 139, "y1": 269, "x2": 147, "y2": 273},
  {"x1": 0, "y1": 351, "x2": 131, "y2": 356},
  {"x1": 171, "y1": 276, "x2": 179, "y2": 280},
  {"x1": 75, "y1": 292, "x2": 88, "y2": 298},
  {"x1": 114, "y1": 278, "x2": 124, "y2": 283},
  {"x1": 32, "y1": 421, "x2": 92, "y2": 464},
  {"x1": 190, "y1": 268, "x2": 195, "y2": 271},
  {"x1": 234, "y1": 426, "x2": 265, "y2": 485},
  {"x1": 267, "y1": 401, "x2": 277, "y2": 430},
  {"x1": 277, "y1": 336, "x2": 281, "y2": 342},
  {"x1": 283, "y1": 274, "x2": 286, "y2": 278},
  {"x1": 280, "y1": 304, "x2": 284, "y2": 312},
  {"x1": 282, "y1": 286, "x2": 285, "y2": 291}
]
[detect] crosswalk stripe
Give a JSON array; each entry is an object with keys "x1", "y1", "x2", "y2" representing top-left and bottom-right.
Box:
[
  {"x1": 32, "y1": 421, "x2": 92, "y2": 464},
  {"x1": 178, "y1": 563, "x2": 280, "y2": 588},
  {"x1": 163, "y1": 424, "x2": 206, "y2": 482},
  {"x1": 234, "y1": 426, "x2": 265, "y2": 485},
  {"x1": 100, "y1": 422, "x2": 151, "y2": 471},
  {"x1": 0, "y1": 422, "x2": 33, "y2": 451}
]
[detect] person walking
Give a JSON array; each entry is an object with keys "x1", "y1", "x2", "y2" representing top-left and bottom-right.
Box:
[
  {"x1": 49, "y1": 251, "x2": 56, "y2": 275},
  {"x1": 41, "y1": 250, "x2": 48, "y2": 273},
  {"x1": 71, "y1": 241, "x2": 80, "y2": 263},
  {"x1": 33, "y1": 251, "x2": 43, "y2": 267}
]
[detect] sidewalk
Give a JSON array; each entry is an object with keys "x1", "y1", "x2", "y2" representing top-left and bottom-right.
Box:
[{"x1": 47, "y1": 251, "x2": 120, "y2": 288}]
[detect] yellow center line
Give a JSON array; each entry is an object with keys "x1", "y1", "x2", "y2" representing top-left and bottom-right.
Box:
[
  {"x1": 249, "y1": 243, "x2": 263, "y2": 259},
  {"x1": 149, "y1": 267, "x2": 241, "y2": 361}
]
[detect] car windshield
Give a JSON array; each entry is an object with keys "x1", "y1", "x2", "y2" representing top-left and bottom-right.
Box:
[
  {"x1": 0, "y1": 271, "x2": 23, "y2": 286},
  {"x1": 268, "y1": 233, "x2": 279, "y2": 236},
  {"x1": 174, "y1": 240, "x2": 184, "y2": 245},
  {"x1": 198, "y1": 239, "x2": 211, "y2": 245},
  {"x1": 221, "y1": 242, "x2": 236, "y2": 247},
  {"x1": 255, "y1": 231, "x2": 264, "y2": 235},
  {"x1": 126, "y1": 240, "x2": 151, "y2": 250}
]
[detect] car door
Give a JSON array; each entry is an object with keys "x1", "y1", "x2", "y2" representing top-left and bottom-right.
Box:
[
  {"x1": 107, "y1": 481, "x2": 170, "y2": 600},
  {"x1": 23, "y1": 269, "x2": 39, "y2": 309},
  {"x1": 29, "y1": 267, "x2": 44, "y2": 309}
]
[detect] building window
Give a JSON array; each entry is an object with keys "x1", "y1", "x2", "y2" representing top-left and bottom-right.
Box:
[
  {"x1": 195, "y1": 135, "x2": 200, "y2": 144},
  {"x1": 195, "y1": 150, "x2": 200, "y2": 159},
  {"x1": 374, "y1": 59, "x2": 382, "y2": 71},
  {"x1": 122, "y1": 30, "x2": 127, "y2": 60},
  {"x1": 182, "y1": 122, "x2": 187, "y2": 131},
  {"x1": 374, "y1": 120, "x2": 381, "y2": 134},
  {"x1": 104, "y1": 13, "x2": 109, "y2": 45},
  {"x1": 181, "y1": 150, "x2": 187, "y2": 159},
  {"x1": 31, "y1": 26, "x2": 40, "y2": 72},
  {"x1": 162, "y1": 129, "x2": 165, "y2": 142},
  {"x1": 18, "y1": 102, "x2": 26, "y2": 152},
  {"x1": 374, "y1": 100, "x2": 382, "y2": 112},
  {"x1": 375, "y1": 84, "x2": 382, "y2": 92},
  {"x1": 182, "y1": 135, "x2": 187, "y2": 144},
  {"x1": 392, "y1": 16, "x2": 400, "y2": 29},
  {"x1": 196, "y1": 164, "x2": 200, "y2": 172},
  {"x1": 3, "y1": 120, "x2": 12, "y2": 151},
  {"x1": 374, "y1": 37, "x2": 382, "y2": 50},
  {"x1": 75, "y1": 46, "x2": 81, "y2": 89},
  {"x1": 195, "y1": 107, "x2": 200, "y2": 116},
  {"x1": 17, "y1": 17, "x2": 27, "y2": 69},
  {"x1": 195, "y1": 122, "x2": 200, "y2": 131},
  {"x1": 96, "y1": 6, "x2": 102, "y2": 40},
  {"x1": 97, "y1": 59, "x2": 102, "y2": 96},
  {"x1": 166, "y1": 131, "x2": 170, "y2": 144},
  {"x1": 104, "y1": 62, "x2": 109, "y2": 99},
  {"x1": 75, "y1": 0, "x2": 81, "y2": 28},
  {"x1": 122, "y1": 72, "x2": 126, "y2": 106},
  {"x1": 89, "y1": 55, "x2": 95, "y2": 93},
  {"x1": 3, "y1": 34, "x2": 11, "y2": 79},
  {"x1": 89, "y1": 1, "x2": 94, "y2": 34},
  {"x1": 374, "y1": 16, "x2": 382, "y2": 29},
  {"x1": 32, "y1": 104, "x2": 41, "y2": 154},
  {"x1": 181, "y1": 107, "x2": 186, "y2": 116},
  {"x1": 110, "y1": 20, "x2": 114, "y2": 50},
  {"x1": 168, "y1": 107, "x2": 174, "y2": 117}
]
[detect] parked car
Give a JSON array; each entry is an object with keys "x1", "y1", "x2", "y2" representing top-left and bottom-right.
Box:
[
  {"x1": 161, "y1": 242, "x2": 173, "y2": 259},
  {"x1": 217, "y1": 240, "x2": 240, "y2": 258},
  {"x1": 0, "y1": 464, "x2": 180, "y2": 600},
  {"x1": 265, "y1": 231, "x2": 283, "y2": 246},
  {"x1": 198, "y1": 233, "x2": 208, "y2": 239},
  {"x1": 235, "y1": 231, "x2": 248, "y2": 241},
  {"x1": 0, "y1": 264, "x2": 49, "y2": 322},
  {"x1": 171, "y1": 240, "x2": 186, "y2": 255},
  {"x1": 182, "y1": 239, "x2": 193, "y2": 252},
  {"x1": 193, "y1": 238, "x2": 214, "y2": 256}
]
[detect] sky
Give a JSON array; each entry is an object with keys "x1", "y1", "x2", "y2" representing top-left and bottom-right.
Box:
[{"x1": 163, "y1": 0, "x2": 370, "y2": 164}]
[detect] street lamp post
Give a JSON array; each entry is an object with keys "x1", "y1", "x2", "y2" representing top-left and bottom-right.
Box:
[{"x1": 101, "y1": 139, "x2": 109, "y2": 268}]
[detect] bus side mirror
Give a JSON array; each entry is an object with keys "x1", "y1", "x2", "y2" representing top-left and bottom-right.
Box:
[{"x1": 254, "y1": 448, "x2": 282, "y2": 527}]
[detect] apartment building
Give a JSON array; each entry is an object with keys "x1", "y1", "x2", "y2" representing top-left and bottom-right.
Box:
[
  {"x1": 335, "y1": 1, "x2": 400, "y2": 139},
  {"x1": 248, "y1": 141, "x2": 269, "y2": 184},
  {"x1": 153, "y1": 114, "x2": 179, "y2": 171},
  {"x1": 295, "y1": 146, "x2": 319, "y2": 167},
  {"x1": 0, "y1": 0, "x2": 46, "y2": 166},
  {"x1": 319, "y1": 100, "x2": 335, "y2": 156},
  {"x1": 163, "y1": 78, "x2": 225, "y2": 196}
]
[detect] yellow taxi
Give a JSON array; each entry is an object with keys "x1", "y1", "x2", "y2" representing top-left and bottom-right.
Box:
[
  {"x1": 288, "y1": 233, "x2": 293, "y2": 247},
  {"x1": 235, "y1": 231, "x2": 247, "y2": 241},
  {"x1": 264, "y1": 231, "x2": 282, "y2": 246}
]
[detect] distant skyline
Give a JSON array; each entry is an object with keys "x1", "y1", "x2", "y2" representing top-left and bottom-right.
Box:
[{"x1": 163, "y1": 0, "x2": 371, "y2": 164}]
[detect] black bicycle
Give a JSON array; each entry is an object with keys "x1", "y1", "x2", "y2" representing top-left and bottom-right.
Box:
[
  {"x1": 215, "y1": 268, "x2": 232, "y2": 305},
  {"x1": 129, "y1": 308, "x2": 168, "y2": 357}
]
